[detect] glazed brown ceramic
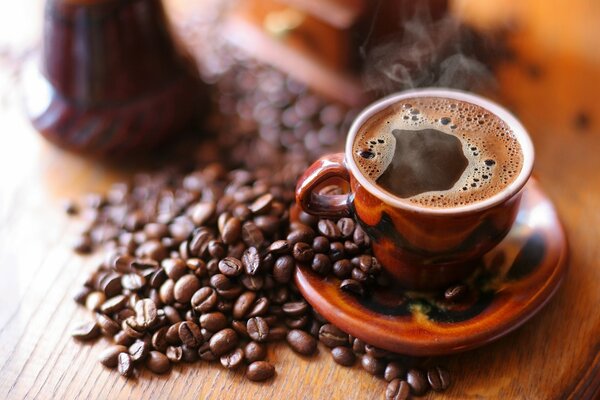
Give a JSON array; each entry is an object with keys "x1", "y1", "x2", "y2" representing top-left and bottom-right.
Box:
[
  {"x1": 295, "y1": 178, "x2": 568, "y2": 356},
  {"x1": 23, "y1": 0, "x2": 207, "y2": 156},
  {"x1": 296, "y1": 89, "x2": 534, "y2": 290}
]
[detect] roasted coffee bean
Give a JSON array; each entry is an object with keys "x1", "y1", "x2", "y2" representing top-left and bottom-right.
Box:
[
  {"x1": 247, "y1": 296, "x2": 270, "y2": 317},
  {"x1": 286, "y1": 225, "x2": 315, "y2": 245},
  {"x1": 166, "y1": 322, "x2": 183, "y2": 344},
  {"x1": 427, "y1": 366, "x2": 450, "y2": 391},
  {"x1": 329, "y1": 242, "x2": 345, "y2": 261},
  {"x1": 242, "y1": 246, "x2": 261, "y2": 275},
  {"x1": 216, "y1": 299, "x2": 234, "y2": 313},
  {"x1": 218, "y1": 257, "x2": 243, "y2": 277},
  {"x1": 351, "y1": 267, "x2": 369, "y2": 283},
  {"x1": 333, "y1": 260, "x2": 352, "y2": 279},
  {"x1": 98, "y1": 345, "x2": 129, "y2": 368},
  {"x1": 208, "y1": 240, "x2": 226, "y2": 259},
  {"x1": 122, "y1": 317, "x2": 144, "y2": 339},
  {"x1": 129, "y1": 340, "x2": 150, "y2": 362},
  {"x1": 282, "y1": 301, "x2": 308, "y2": 317},
  {"x1": 353, "y1": 225, "x2": 369, "y2": 247},
  {"x1": 246, "y1": 361, "x2": 275, "y2": 381},
  {"x1": 162, "y1": 305, "x2": 181, "y2": 324},
  {"x1": 444, "y1": 285, "x2": 468, "y2": 302},
  {"x1": 386, "y1": 379, "x2": 410, "y2": 400},
  {"x1": 242, "y1": 222, "x2": 264, "y2": 247},
  {"x1": 73, "y1": 286, "x2": 92, "y2": 305},
  {"x1": 317, "y1": 220, "x2": 341, "y2": 239},
  {"x1": 182, "y1": 344, "x2": 200, "y2": 363},
  {"x1": 247, "y1": 317, "x2": 270, "y2": 342},
  {"x1": 73, "y1": 235, "x2": 92, "y2": 254},
  {"x1": 174, "y1": 275, "x2": 200, "y2": 303},
  {"x1": 407, "y1": 368, "x2": 430, "y2": 395},
  {"x1": 233, "y1": 291, "x2": 257, "y2": 319},
  {"x1": 179, "y1": 321, "x2": 203, "y2": 348},
  {"x1": 86, "y1": 291, "x2": 106, "y2": 311},
  {"x1": 71, "y1": 321, "x2": 101, "y2": 341},
  {"x1": 198, "y1": 342, "x2": 216, "y2": 361},
  {"x1": 270, "y1": 286, "x2": 289, "y2": 305},
  {"x1": 121, "y1": 274, "x2": 145, "y2": 291},
  {"x1": 254, "y1": 215, "x2": 280, "y2": 236},
  {"x1": 365, "y1": 344, "x2": 389, "y2": 359},
  {"x1": 159, "y1": 279, "x2": 175, "y2": 304},
  {"x1": 331, "y1": 346, "x2": 355, "y2": 366},
  {"x1": 114, "y1": 330, "x2": 135, "y2": 346},
  {"x1": 152, "y1": 327, "x2": 169, "y2": 352},
  {"x1": 286, "y1": 329, "x2": 316, "y2": 355},
  {"x1": 191, "y1": 287, "x2": 217, "y2": 313},
  {"x1": 221, "y1": 217, "x2": 241, "y2": 245},
  {"x1": 337, "y1": 218, "x2": 355, "y2": 238},
  {"x1": 220, "y1": 347, "x2": 244, "y2": 369},
  {"x1": 312, "y1": 236, "x2": 330, "y2": 253},
  {"x1": 249, "y1": 193, "x2": 273, "y2": 214},
  {"x1": 146, "y1": 351, "x2": 170, "y2": 374},
  {"x1": 273, "y1": 255, "x2": 294, "y2": 283},
  {"x1": 240, "y1": 274, "x2": 264, "y2": 291},
  {"x1": 63, "y1": 200, "x2": 79, "y2": 215},
  {"x1": 231, "y1": 320, "x2": 249, "y2": 339},
  {"x1": 210, "y1": 274, "x2": 232, "y2": 291},
  {"x1": 311, "y1": 253, "x2": 331, "y2": 275},
  {"x1": 361, "y1": 354, "x2": 385, "y2": 376},
  {"x1": 117, "y1": 353, "x2": 134, "y2": 377},
  {"x1": 96, "y1": 313, "x2": 121, "y2": 336},
  {"x1": 200, "y1": 312, "x2": 228, "y2": 332},
  {"x1": 191, "y1": 201, "x2": 215, "y2": 226},
  {"x1": 209, "y1": 328, "x2": 238, "y2": 356},
  {"x1": 137, "y1": 240, "x2": 167, "y2": 260},
  {"x1": 244, "y1": 341, "x2": 267, "y2": 363},
  {"x1": 343, "y1": 241, "x2": 360, "y2": 256},
  {"x1": 135, "y1": 299, "x2": 157, "y2": 329},
  {"x1": 319, "y1": 324, "x2": 348, "y2": 348},
  {"x1": 189, "y1": 228, "x2": 212, "y2": 257},
  {"x1": 162, "y1": 258, "x2": 187, "y2": 280},
  {"x1": 292, "y1": 242, "x2": 314, "y2": 263},
  {"x1": 186, "y1": 258, "x2": 207, "y2": 278},
  {"x1": 148, "y1": 268, "x2": 167, "y2": 288},
  {"x1": 285, "y1": 315, "x2": 309, "y2": 329},
  {"x1": 385, "y1": 361, "x2": 406, "y2": 382},
  {"x1": 340, "y1": 279, "x2": 364, "y2": 296},
  {"x1": 101, "y1": 294, "x2": 128, "y2": 315},
  {"x1": 268, "y1": 240, "x2": 290, "y2": 255},
  {"x1": 309, "y1": 320, "x2": 321, "y2": 337},
  {"x1": 166, "y1": 345, "x2": 183, "y2": 363}
]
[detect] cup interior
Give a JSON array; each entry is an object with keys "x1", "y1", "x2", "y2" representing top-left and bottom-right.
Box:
[{"x1": 344, "y1": 88, "x2": 534, "y2": 215}]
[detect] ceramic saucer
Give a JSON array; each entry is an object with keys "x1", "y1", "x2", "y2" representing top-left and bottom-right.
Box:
[{"x1": 295, "y1": 178, "x2": 568, "y2": 356}]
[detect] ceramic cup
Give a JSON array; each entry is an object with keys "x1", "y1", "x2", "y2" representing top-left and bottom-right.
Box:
[{"x1": 295, "y1": 88, "x2": 534, "y2": 290}]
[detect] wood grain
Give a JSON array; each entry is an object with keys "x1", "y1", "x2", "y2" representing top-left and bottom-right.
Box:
[{"x1": 0, "y1": 0, "x2": 599, "y2": 399}]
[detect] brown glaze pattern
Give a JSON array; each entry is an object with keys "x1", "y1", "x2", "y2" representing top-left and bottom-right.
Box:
[
  {"x1": 23, "y1": 0, "x2": 207, "y2": 155},
  {"x1": 295, "y1": 179, "x2": 568, "y2": 356}
]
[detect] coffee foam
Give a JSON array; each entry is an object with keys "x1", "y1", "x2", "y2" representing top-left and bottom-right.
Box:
[{"x1": 352, "y1": 96, "x2": 524, "y2": 208}]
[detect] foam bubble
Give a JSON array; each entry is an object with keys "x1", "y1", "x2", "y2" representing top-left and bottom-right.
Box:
[{"x1": 352, "y1": 96, "x2": 524, "y2": 208}]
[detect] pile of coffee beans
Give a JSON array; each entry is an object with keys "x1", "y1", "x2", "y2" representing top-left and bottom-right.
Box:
[{"x1": 67, "y1": 43, "x2": 450, "y2": 398}]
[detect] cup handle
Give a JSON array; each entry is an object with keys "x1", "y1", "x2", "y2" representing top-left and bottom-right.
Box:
[{"x1": 295, "y1": 153, "x2": 351, "y2": 218}]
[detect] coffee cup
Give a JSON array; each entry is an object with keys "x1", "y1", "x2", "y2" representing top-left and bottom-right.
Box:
[{"x1": 295, "y1": 88, "x2": 534, "y2": 290}]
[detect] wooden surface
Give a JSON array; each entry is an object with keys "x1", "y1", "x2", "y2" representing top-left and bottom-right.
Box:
[{"x1": 0, "y1": 0, "x2": 599, "y2": 399}]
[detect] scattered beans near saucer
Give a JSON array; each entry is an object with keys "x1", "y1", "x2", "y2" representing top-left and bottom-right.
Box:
[{"x1": 66, "y1": 64, "x2": 452, "y2": 398}]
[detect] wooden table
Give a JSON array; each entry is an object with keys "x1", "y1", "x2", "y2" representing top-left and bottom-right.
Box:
[{"x1": 0, "y1": 1, "x2": 598, "y2": 399}]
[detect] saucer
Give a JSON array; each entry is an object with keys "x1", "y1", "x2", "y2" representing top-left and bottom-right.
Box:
[{"x1": 294, "y1": 178, "x2": 568, "y2": 356}]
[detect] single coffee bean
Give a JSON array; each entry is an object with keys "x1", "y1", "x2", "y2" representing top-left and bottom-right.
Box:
[
  {"x1": 179, "y1": 321, "x2": 203, "y2": 348},
  {"x1": 246, "y1": 296, "x2": 270, "y2": 317},
  {"x1": 73, "y1": 286, "x2": 92, "y2": 305},
  {"x1": 129, "y1": 340, "x2": 150, "y2": 363},
  {"x1": 159, "y1": 279, "x2": 176, "y2": 304},
  {"x1": 173, "y1": 275, "x2": 200, "y2": 303},
  {"x1": 152, "y1": 327, "x2": 169, "y2": 352},
  {"x1": 287, "y1": 224, "x2": 315, "y2": 245},
  {"x1": 135, "y1": 299, "x2": 157, "y2": 329},
  {"x1": 317, "y1": 219, "x2": 341, "y2": 239},
  {"x1": 242, "y1": 246, "x2": 261, "y2": 275},
  {"x1": 351, "y1": 267, "x2": 369, "y2": 283},
  {"x1": 162, "y1": 305, "x2": 181, "y2": 324},
  {"x1": 188, "y1": 228, "x2": 212, "y2": 257},
  {"x1": 311, "y1": 253, "x2": 331, "y2": 275},
  {"x1": 268, "y1": 240, "x2": 290, "y2": 255},
  {"x1": 208, "y1": 240, "x2": 226, "y2": 259},
  {"x1": 191, "y1": 201, "x2": 215, "y2": 226},
  {"x1": 242, "y1": 222, "x2": 265, "y2": 247},
  {"x1": 209, "y1": 328, "x2": 238, "y2": 356},
  {"x1": 100, "y1": 294, "x2": 128, "y2": 315},
  {"x1": 444, "y1": 285, "x2": 468, "y2": 302},
  {"x1": 343, "y1": 241, "x2": 360, "y2": 256},
  {"x1": 233, "y1": 291, "x2": 257, "y2": 319},
  {"x1": 246, "y1": 361, "x2": 275, "y2": 381},
  {"x1": 365, "y1": 344, "x2": 390, "y2": 359},
  {"x1": 210, "y1": 274, "x2": 232, "y2": 291},
  {"x1": 273, "y1": 255, "x2": 294, "y2": 283},
  {"x1": 386, "y1": 379, "x2": 410, "y2": 400},
  {"x1": 98, "y1": 345, "x2": 128, "y2": 368},
  {"x1": 385, "y1": 361, "x2": 406, "y2": 382},
  {"x1": 114, "y1": 330, "x2": 135, "y2": 346},
  {"x1": 218, "y1": 257, "x2": 243, "y2": 277},
  {"x1": 146, "y1": 351, "x2": 170, "y2": 374},
  {"x1": 407, "y1": 368, "x2": 430, "y2": 395},
  {"x1": 331, "y1": 346, "x2": 355, "y2": 366},
  {"x1": 148, "y1": 268, "x2": 167, "y2": 289},
  {"x1": 166, "y1": 322, "x2": 182, "y2": 344},
  {"x1": 281, "y1": 301, "x2": 308, "y2": 317},
  {"x1": 96, "y1": 313, "x2": 121, "y2": 336},
  {"x1": 85, "y1": 291, "x2": 106, "y2": 311},
  {"x1": 249, "y1": 193, "x2": 273, "y2": 214},
  {"x1": 181, "y1": 344, "x2": 200, "y2": 363},
  {"x1": 361, "y1": 354, "x2": 385, "y2": 376},
  {"x1": 191, "y1": 287, "x2": 217, "y2": 313},
  {"x1": 117, "y1": 353, "x2": 134, "y2": 377},
  {"x1": 353, "y1": 225, "x2": 369, "y2": 247},
  {"x1": 122, "y1": 318, "x2": 144, "y2": 339},
  {"x1": 340, "y1": 279, "x2": 364, "y2": 296},
  {"x1": 329, "y1": 242, "x2": 345, "y2": 261},
  {"x1": 240, "y1": 274, "x2": 264, "y2": 291},
  {"x1": 337, "y1": 218, "x2": 355, "y2": 238},
  {"x1": 312, "y1": 236, "x2": 330, "y2": 253},
  {"x1": 71, "y1": 321, "x2": 101, "y2": 341},
  {"x1": 286, "y1": 329, "x2": 316, "y2": 355},
  {"x1": 292, "y1": 242, "x2": 314, "y2": 263},
  {"x1": 333, "y1": 260, "x2": 352, "y2": 279},
  {"x1": 73, "y1": 235, "x2": 92, "y2": 254},
  {"x1": 220, "y1": 347, "x2": 244, "y2": 369},
  {"x1": 221, "y1": 217, "x2": 242, "y2": 245},
  {"x1": 247, "y1": 317, "x2": 270, "y2": 342},
  {"x1": 427, "y1": 366, "x2": 450, "y2": 391},
  {"x1": 285, "y1": 315, "x2": 310, "y2": 329},
  {"x1": 199, "y1": 312, "x2": 228, "y2": 332},
  {"x1": 244, "y1": 341, "x2": 267, "y2": 363},
  {"x1": 166, "y1": 345, "x2": 183, "y2": 363},
  {"x1": 121, "y1": 273, "x2": 145, "y2": 291},
  {"x1": 319, "y1": 324, "x2": 348, "y2": 348}
]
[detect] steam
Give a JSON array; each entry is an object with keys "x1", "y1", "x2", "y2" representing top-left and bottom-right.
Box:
[{"x1": 362, "y1": 5, "x2": 495, "y2": 95}]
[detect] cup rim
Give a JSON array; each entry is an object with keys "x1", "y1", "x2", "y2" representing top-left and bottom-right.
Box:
[{"x1": 344, "y1": 88, "x2": 535, "y2": 215}]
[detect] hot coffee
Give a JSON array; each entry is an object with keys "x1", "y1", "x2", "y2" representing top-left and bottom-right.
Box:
[{"x1": 352, "y1": 97, "x2": 523, "y2": 208}]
